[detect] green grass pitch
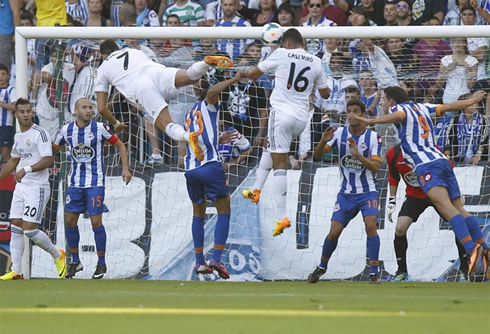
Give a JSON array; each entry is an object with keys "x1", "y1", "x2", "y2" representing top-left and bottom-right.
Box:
[{"x1": 0, "y1": 280, "x2": 488, "y2": 334}]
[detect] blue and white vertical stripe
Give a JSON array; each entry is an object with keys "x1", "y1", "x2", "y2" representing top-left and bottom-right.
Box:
[
  {"x1": 214, "y1": 17, "x2": 252, "y2": 60},
  {"x1": 391, "y1": 102, "x2": 447, "y2": 168},
  {"x1": 56, "y1": 121, "x2": 114, "y2": 188},
  {"x1": 0, "y1": 86, "x2": 15, "y2": 126},
  {"x1": 185, "y1": 99, "x2": 220, "y2": 171},
  {"x1": 330, "y1": 127, "x2": 381, "y2": 194},
  {"x1": 66, "y1": 0, "x2": 89, "y2": 22}
]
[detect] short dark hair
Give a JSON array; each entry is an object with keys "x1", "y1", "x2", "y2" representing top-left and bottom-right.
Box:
[
  {"x1": 460, "y1": 5, "x2": 476, "y2": 15},
  {"x1": 167, "y1": 14, "x2": 181, "y2": 23},
  {"x1": 0, "y1": 63, "x2": 10, "y2": 74},
  {"x1": 20, "y1": 11, "x2": 34, "y2": 23},
  {"x1": 346, "y1": 98, "x2": 366, "y2": 114},
  {"x1": 351, "y1": 6, "x2": 370, "y2": 26},
  {"x1": 282, "y1": 28, "x2": 303, "y2": 46},
  {"x1": 100, "y1": 40, "x2": 119, "y2": 56},
  {"x1": 384, "y1": 86, "x2": 409, "y2": 103},
  {"x1": 15, "y1": 98, "x2": 31, "y2": 110}
]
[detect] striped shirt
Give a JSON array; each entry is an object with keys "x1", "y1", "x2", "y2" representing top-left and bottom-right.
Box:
[
  {"x1": 205, "y1": 0, "x2": 223, "y2": 22},
  {"x1": 184, "y1": 99, "x2": 220, "y2": 171},
  {"x1": 326, "y1": 127, "x2": 382, "y2": 194},
  {"x1": 162, "y1": 0, "x2": 205, "y2": 26},
  {"x1": 301, "y1": 16, "x2": 336, "y2": 56},
  {"x1": 390, "y1": 102, "x2": 447, "y2": 168},
  {"x1": 66, "y1": 0, "x2": 89, "y2": 23},
  {"x1": 54, "y1": 121, "x2": 119, "y2": 188},
  {"x1": 0, "y1": 86, "x2": 16, "y2": 127},
  {"x1": 214, "y1": 16, "x2": 252, "y2": 60}
]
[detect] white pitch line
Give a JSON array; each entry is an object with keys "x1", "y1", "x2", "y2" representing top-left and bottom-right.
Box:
[{"x1": 0, "y1": 308, "x2": 486, "y2": 318}]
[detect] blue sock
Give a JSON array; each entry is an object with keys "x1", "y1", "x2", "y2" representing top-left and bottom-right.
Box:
[
  {"x1": 213, "y1": 213, "x2": 230, "y2": 262},
  {"x1": 93, "y1": 225, "x2": 107, "y2": 266},
  {"x1": 320, "y1": 237, "x2": 338, "y2": 268},
  {"x1": 367, "y1": 235, "x2": 380, "y2": 274},
  {"x1": 65, "y1": 226, "x2": 80, "y2": 263},
  {"x1": 192, "y1": 216, "x2": 205, "y2": 265},
  {"x1": 449, "y1": 214, "x2": 475, "y2": 254},
  {"x1": 465, "y1": 216, "x2": 487, "y2": 249}
]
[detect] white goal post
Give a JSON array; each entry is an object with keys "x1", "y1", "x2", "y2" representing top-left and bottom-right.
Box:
[{"x1": 11, "y1": 25, "x2": 490, "y2": 281}]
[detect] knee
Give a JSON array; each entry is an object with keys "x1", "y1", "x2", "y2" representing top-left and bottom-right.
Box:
[{"x1": 395, "y1": 225, "x2": 407, "y2": 237}]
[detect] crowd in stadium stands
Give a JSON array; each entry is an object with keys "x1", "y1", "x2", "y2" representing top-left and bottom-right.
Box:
[{"x1": 0, "y1": 0, "x2": 489, "y2": 169}]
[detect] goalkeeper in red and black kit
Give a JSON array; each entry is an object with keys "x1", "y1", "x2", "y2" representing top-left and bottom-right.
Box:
[{"x1": 386, "y1": 144, "x2": 469, "y2": 282}]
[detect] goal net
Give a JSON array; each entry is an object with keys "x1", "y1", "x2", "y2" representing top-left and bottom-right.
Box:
[{"x1": 10, "y1": 26, "x2": 490, "y2": 282}]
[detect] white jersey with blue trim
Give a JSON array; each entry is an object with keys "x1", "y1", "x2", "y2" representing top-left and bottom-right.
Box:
[
  {"x1": 55, "y1": 121, "x2": 118, "y2": 188},
  {"x1": 184, "y1": 99, "x2": 220, "y2": 171},
  {"x1": 389, "y1": 102, "x2": 447, "y2": 168},
  {"x1": 327, "y1": 127, "x2": 382, "y2": 194}
]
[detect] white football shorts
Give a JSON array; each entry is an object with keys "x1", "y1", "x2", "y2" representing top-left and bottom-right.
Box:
[
  {"x1": 267, "y1": 108, "x2": 308, "y2": 153},
  {"x1": 10, "y1": 183, "x2": 50, "y2": 223},
  {"x1": 137, "y1": 65, "x2": 180, "y2": 125}
]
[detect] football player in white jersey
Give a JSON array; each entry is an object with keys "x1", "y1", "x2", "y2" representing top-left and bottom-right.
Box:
[
  {"x1": 308, "y1": 99, "x2": 383, "y2": 284},
  {"x1": 95, "y1": 40, "x2": 233, "y2": 162},
  {"x1": 353, "y1": 86, "x2": 489, "y2": 279},
  {"x1": 0, "y1": 98, "x2": 67, "y2": 280},
  {"x1": 53, "y1": 98, "x2": 131, "y2": 279},
  {"x1": 243, "y1": 28, "x2": 330, "y2": 237}
]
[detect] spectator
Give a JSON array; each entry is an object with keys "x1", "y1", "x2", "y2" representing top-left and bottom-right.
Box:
[
  {"x1": 66, "y1": 0, "x2": 89, "y2": 24},
  {"x1": 332, "y1": 0, "x2": 385, "y2": 24},
  {"x1": 411, "y1": 0, "x2": 445, "y2": 25},
  {"x1": 412, "y1": 19, "x2": 452, "y2": 101},
  {"x1": 119, "y1": 3, "x2": 137, "y2": 26},
  {"x1": 214, "y1": 0, "x2": 252, "y2": 60},
  {"x1": 385, "y1": 38, "x2": 416, "y2": 77},
  {"x1": 162, "y1": 0, "x2": 205, "y2": 26},
  {"x1": 237, "y1": 0, "x2": 277, "y2": 26},
  {"x1": 110, "y1": 0, "x2": 129, "y2": 26},
  {"x1": 447, "y1": 94, "x2": 488, "y2": 164},
  {"x1": 276, "y1": 2, "x2": 296, "y2": 26},
  {"x1": 359, "y1": 0, "x2": 385, "y2": 25},
  {"x1": 159, "y1": 14, "x2": 192, "y2": 56},
  {"x1": 85, "y1": 0, "x2": 113, "y2": 26},
  {"x1": 348, "y1": 5, "x2": 375, "y2": 26},
  {"x1": 470, "y1": 0, "x2": 490, "y2": 23},
  {"x1": 0, "y1": 63, "x2": 16, "y2": 161},
  {"x1": 359, "y1": 70, "x2": 380, "y2": 116},
  {"x1": 204, "y1": 0, "x2": 223, "y2": 25},
  {"x1": 434, "y1": 38, "x2": 477, "y2": 104},
  {"x1": 135, "y1": 0, "x2": 159, "y2": 26},
  {"x1": 299, "y1": 0, "x2": 347, "y2": 26},
  {"x1": 36, "y1": 48, "x2": 76, "y2": 138},
  {"x1": 383, "y1": 0, "x2": 398, "y2": 25},
  {"x1": 301, "y1": 0, "x2": 336, "y2": 57},
  {"x1": 444, "y1": 0, "x2": 485, "y2": 25},
  {"x1": 0, "y1": 1, "x2": 20, "y2": 73},
  {"x1": 222, "y1": 55, "x2": 268, "y2": 147},
  {"x1": 395, "y1": 0, "x2": 413, "y2": 25},
  {"x1": 218, "y1": 114, "x2": 252, "y2": 170},
  {"x1": 321, "y1": 38, "x2": 341, "y2": 73}
]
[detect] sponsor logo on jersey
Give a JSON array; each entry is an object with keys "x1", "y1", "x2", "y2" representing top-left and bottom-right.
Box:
[
  {"x1": 340, "y1": 155, "x2": 365, "y2": 173},
  {"x1": 72, "y1": 144, "x2": 95, "y2": 163},
  {"x1": 403, "y1": 171, "x2": 420, "y2": 187}
]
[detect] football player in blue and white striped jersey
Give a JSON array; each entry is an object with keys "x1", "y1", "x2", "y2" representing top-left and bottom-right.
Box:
[
  {"x1": 353, "y1": 86, "x2": 489, "y2": 279},
  {"x1": 308, "y1": 98, "x2": 383, "y2": 284},
  {"x1": 53, "y1": 98, "x2": 131, "y2": 279},
  {"x1": 184, "y1": 71, "x2": 245, "y2": 279}
]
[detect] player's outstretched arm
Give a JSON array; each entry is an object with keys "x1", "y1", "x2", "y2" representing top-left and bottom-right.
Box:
[
  {"x1": 206, "y1": 72, "x2": 247, "y2": 104},
  {"x1": 440, "y1": 90, "x2": 487, "y2": 114},
  {"x1": 313, "y1": 127, "x2": 335, "y2": 162},
  {"x1": 96, "y1": 92, "x2": 128, "y2": 133},
  {"x1": 353, "y1": 111, "x2": 405, "y2": 126},
  {"x1": 0, "y1": 157, "x2": 20, "y2": 182},
  {"x1": 15, "y1": 156, "x2": 53, "y2": 183},
  {"x1": 113, "y1": 140, "x2": 131, "y2": 185},
  {"x1": 246, "y1": 67, "x2": 264, "y2": 82}
]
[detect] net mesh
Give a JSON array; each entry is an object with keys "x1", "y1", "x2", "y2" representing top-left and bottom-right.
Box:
[{"x1": 26, "y1": 35, "x2": 490, "y2": 282}]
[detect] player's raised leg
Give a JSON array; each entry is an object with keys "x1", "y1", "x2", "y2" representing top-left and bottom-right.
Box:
[
  {"x1": 243, "y1": 149, "x2": 271, "y2": 204},
  {"x1": 0, "y1": 220, "x2": 24, "y2": 280}
]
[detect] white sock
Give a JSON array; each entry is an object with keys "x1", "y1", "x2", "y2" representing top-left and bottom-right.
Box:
[
  {"x1": 165, "y1": 123, "x2": 189, "y2": 142},
  {"x1": 24, "y1": 229, "x2": 60, "y2": 260},
  {"x1": 253, "y1": 150, "x2": 272, "y2": 190},
  {"x1": 187, "y1": 61, "x2": 210, "y2": 81},
  {"x1": 10, "y1": 225, "x2": 24, "y2": 274},
  {"x1": 272, "y1": 169, "x2": 288, "y2": 220}
]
